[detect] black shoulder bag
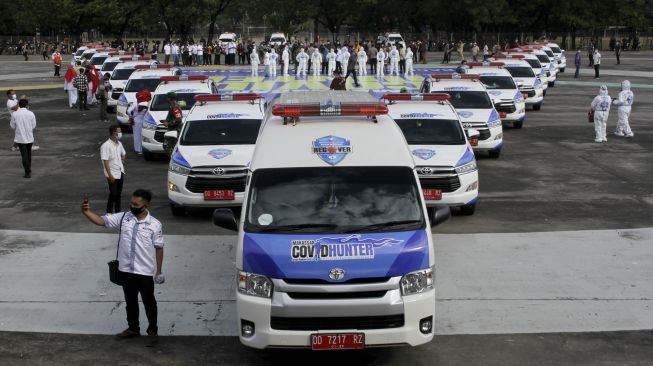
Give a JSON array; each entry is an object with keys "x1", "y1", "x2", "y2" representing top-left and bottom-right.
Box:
[{"x1": 108, "y1": 213, "x2": 127, "y2": 285}]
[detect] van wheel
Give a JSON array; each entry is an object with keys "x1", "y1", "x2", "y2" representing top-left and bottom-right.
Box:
[
  {"x1": 548, "y1": 81, "x2": 555, "y2": 87},
  {"x1": 459, "y1": 204, "x2": 476, "y2": 216},
  {"x1": 143, "y1": 150, "x2": 155, "y2": 161},
  {"x1": 542, "y1": 90, "x2": 547, "y2": 97},
  {"x1": 170, "y1": 204, "x2": 186, "y2": 216},
  {"x1": 513, "y1": 120, "x2": 523, "y2": 129},
  {"x1": 560, "y1": 67, "x2": 565, "y2": 73},
  {"x1": 533, "y1": 104, "x2": 541, "y2": 111},
  {"x1": 488, "y1": 149, "x2": 501, "y2": 159}
]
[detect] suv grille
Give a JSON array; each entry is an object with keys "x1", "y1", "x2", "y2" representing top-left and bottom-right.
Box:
[
  {"x1": 420, "y1": 176, "x2": 461, "y2": 193},
  {"x1": 286, "y1": 291, "x2": 387, "y2": 300},
  {"x1": 270, "y1": 314, "x2": 404, "y2": 331},
  {"x1": 495, "y1": 101, "x2": 516, "y2": 114}
]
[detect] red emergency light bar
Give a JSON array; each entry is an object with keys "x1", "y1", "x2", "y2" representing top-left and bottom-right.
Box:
[
  {"x1": 431, "y1": 73, "x2": 480, "y2": 80},
  {"x1": 466, "y1": 62, "x2": 505, "y2": 67},
  {"x1": 495, "y1": 54, "x2": 526, "y2": 59},
  {"x1": 383, "y1": 93, "x2": 450, "y2": 101},
  {"x1": 108, "y1": 51, "x2": 135, "y2": 56},
  {"x1": 134, "y1": 64, "x2": 174, "y2": 69},
  {"x1": 194, "y1": 93, "x2": 261, "y2": 102},
  {"x1": 161, "y1": 75, "x2": 208, "y2": 82},
  {"x1": 119, "y1": 57, "x2": 151, "y2": 61},
  {"x1": 520, "y1": 45, "x2": 542, "y2": 49},
  {"x1": 271, "y1": 102, "x2": 388, "y2": 117}
]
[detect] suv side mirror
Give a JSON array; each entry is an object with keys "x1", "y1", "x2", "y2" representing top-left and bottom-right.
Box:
[
  {"x1": 429, "y1": 205, "x2": 451, "y2": 227},
  {"x1": 213, "y1": 208, "x2": 238, "y2": 231},
  {"x1": 164, "y1": 130, "x2": 178, "y2": 140},
  {"x1": 467, "y1": 128, "x2": 480, "y2": 147},
  {"x1": 516, "y1": 82, "x2": 524, "y2": 88}
]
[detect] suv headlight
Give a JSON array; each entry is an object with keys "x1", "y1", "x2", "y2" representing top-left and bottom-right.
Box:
[
  {"x1": 118, "y1": 99, "x2": 129, "y2": 107},
  {"x1": 400, "y1": 268, "x2": 433, "y2": 296},
  {"x1": 142, "y1": 122, "x2": 157, "y2": 130},
  {"x1": 455, "y1": 161, "x2": 477, "y2": 175},
  {"x1": 487, "y1": 119, "x2": 502, "y2": 128},
  {"x1": 238, "y1": 271, "x2": 273, "y2": 298},
  {"x1": 169, "y1": 161, "x2": 191, "y2": 175}
]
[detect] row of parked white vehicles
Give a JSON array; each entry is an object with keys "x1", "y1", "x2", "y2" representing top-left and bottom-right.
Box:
[{"x1": 86, "y1": 41, "x2": 564, "y2": 350}]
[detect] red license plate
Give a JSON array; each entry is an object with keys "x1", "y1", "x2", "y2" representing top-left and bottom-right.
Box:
[
  {"x1": 423, "y1": 189, "x2": 442, "y2": 200},
  {"x1": 203, "y1": 190, "x2": 235, "y2": 200},
  {"x1": 499, "y1": 111, "x2": 507, "y2": 118},
  {"x1": 311, "y1": 333, "x2": 365, "y2": 350}
]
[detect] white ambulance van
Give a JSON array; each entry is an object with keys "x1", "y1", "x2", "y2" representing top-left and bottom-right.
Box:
[
  {"x1": 211, "y1": 91, "x2": 450, "y2": 349},
  {"x1": 493, "y1": 55, "x2": 544, "y2": 111}
]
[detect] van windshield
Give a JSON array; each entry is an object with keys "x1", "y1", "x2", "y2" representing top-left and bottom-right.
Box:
[
  {"x1": 180, "y1": 119, "x2": 261, "y2": 146},
  {"x1": 505, "y1": 66, "x2": 535, "y2": 78},
  {"x1": 536, "y1": 55, "x2": 550, "y2": 63},
  {"x1": 91, "y1": 56, "x2": 108, "y2": 66},
  {"x1": 75, "y1": 49, "x2": 86, "y2": 56},
  {"x1": 125, "y1": 78, "x2": 162, "y2": 92},
  {"x1": 550, "y1": 46, "x2": 562, "y2": 53},
  {"x1": 270, "y1": 37, "x2": 285, "y2": 43},
  {"x1": 245, "y1": 167, "x2": 425, "y2": 234},
  {"x1": 101, "y1": 61, "x2": 120, "y2": 72},
  {"x1": 445, "y1": 91, "x2": 493, "y2": 109},
  {"x1": 395, "y1": 119, "x2": 466, "y2": 145},
  {"x1": 524, "y1": 59, "x2": 542, "y2": 68},
  {"x1": 480, "y1": 75, "x2": 516, "y2": 89}
]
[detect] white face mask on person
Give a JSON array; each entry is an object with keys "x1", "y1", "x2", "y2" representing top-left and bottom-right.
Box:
[
  {"x1": 116, "y1": 133, "x2": 123, "y2": 140},
  {"x1": 12, "y1": 94, "x2": 17, "y2": 100}
]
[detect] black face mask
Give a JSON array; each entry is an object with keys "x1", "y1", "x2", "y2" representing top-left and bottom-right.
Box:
[{"x1": 130, "y1": 205, "x2": 146, "y2": 216}]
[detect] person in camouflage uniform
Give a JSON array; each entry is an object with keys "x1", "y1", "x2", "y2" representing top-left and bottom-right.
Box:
[{"x1": 162, "y1": 91, "x2": 184, "y2": 157}]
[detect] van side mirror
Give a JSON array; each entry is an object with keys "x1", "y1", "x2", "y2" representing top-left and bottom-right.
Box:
[
  {"x1": 516, "y1": 82, "x2": 524, "y2": 88},
  {"x1": 429, "y1": 205, "x2": 451, "y2": 227},
  {"x1": 467, "y1": 128, "x2": 480, "y2": 147},
  {"x1": 213, "y1": 208, "x2": 238, "y2": 231}
]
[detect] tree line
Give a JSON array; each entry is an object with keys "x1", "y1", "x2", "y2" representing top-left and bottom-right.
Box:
[{"x1": 2, "y1": 0, "x2": 651, "y2": 43}]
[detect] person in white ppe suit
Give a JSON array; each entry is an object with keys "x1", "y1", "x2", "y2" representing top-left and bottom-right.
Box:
[
  {"x1": 127, "y1": 101, "x2": 148, "y2": 154},
  {"x1": 269, "y1": 48, "x2": 279, "y2": 78},
  {"x1": 263, "y1": 49, "x2": 270, "y2": 77},
  {"x1": 335, "y1": 48, "x2": 343, "y2": 73},
  {"x1": 405, "y1": 47, "x2": 414, "y2": 76},
  {"x1": 376, "y1": 47, "x2": 386, "y2": 77},
  {"x1": 327, "y1": 49, "x2": 337, "y2": 77},
  {"x1": 250, "y1": 45, "x2": 260, "y2": 77},
  {"x1": 613, "y1": 80, "x2": 634, "y2": 137},
  {"x1": 311, "y1": 49, "x2": 322, "y2": 77},
  {"x1": 388, "y1": 46, "x2": 399, "y2": 76},
  {"x1": 357, "y1": 48, "x2": 367, "y2": 75},
  {"x1": 282, "y1": 46, "x2": 290, "y2": 76},
  {"x1": 341, "y1": 47, "x2": 350, "y2": 74},
  {"x1": 296, "y1": 48, "x2": 309, "y2": 77},
  {"x1": 590, "y1": 85, "x2": 611, "y2": 143}
]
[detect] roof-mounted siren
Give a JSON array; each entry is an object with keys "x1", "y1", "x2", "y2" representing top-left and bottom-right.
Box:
[
  {"x1": 119, "y1": 56, "x2": 151, "y2": 61},
  {"x1": 134, "y1": 64, "x2": 174, "y2": 70},
  {"x1": 383, "y1": 93, "x2": 450, "y2": 103},
  {"x1": 430, "y1": 73, "x2": 480, "y2": 82},
  {"x1": 160, "y1": 75, "x2": 209, "y2": 83},
  {"x1": 466, "y1": 61, "x2": 505, "y2": 68},
  {"x1": 271, "y1": 101, "x2": 388, "y2": 125},
  {"x1": 193, "y1": 93, "x2": 261, "y2": 104}
]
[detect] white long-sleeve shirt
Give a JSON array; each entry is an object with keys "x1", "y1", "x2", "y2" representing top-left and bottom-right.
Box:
[{"x1": 10, "y1": 107, "x2": 36, "y2": 144}]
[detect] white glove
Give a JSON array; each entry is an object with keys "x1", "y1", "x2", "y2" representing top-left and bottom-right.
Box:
[{"x1": 154, "y1": 274, "x2": 165, "y2": 285}]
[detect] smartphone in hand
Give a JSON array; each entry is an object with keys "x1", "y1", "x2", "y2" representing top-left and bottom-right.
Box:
[{"x1": 83, "y1": 194, "x2": 89, "y2": 204}]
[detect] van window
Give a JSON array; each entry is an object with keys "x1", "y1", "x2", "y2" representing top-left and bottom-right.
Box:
[
  {"x1": 505, "y1": 66, "x2": 535, "y2": 78},
  {"x1": 180, "y1": 119, "x2": 261, "y2": 146},
  {"x1": 245, "y1": 167, "x2": 425, "y2": 234},
  {"x1": 125, "y1": 78, "x2": 163, "y2": 92},
  {"x1": 111, "y1": 68, "x2": 137, "y2": 80},
  {"x1": 445, "y1": 91, "x2": 493, "y2": 109},
  {"x1": 395, "y1": 119, "x2": 466, "y2": 145}
]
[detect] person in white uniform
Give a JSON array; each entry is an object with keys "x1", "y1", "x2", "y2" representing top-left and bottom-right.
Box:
[
  {"x1": 376, "y1": 47, "x2": 386, "y2": 77},
  {"x1": 296, "y1": 48, "x2": 309, "y2": 77},
  {"x1": 357, "y1": 48, "x2": 367, "y2": 75},
  {"x1": 613, "y1": 80, "x2": 634, "y2": 137},
  {"x1": 327, "y1": 49, "x2": 337, "y2": 77},
  {"x1": 250, "y1": 45, "x2": 260, "y2": 77},
  {"x1": 311, "y1": 48, "x2": 322, "y2": 77},
  {"x1": 388, "y1": 45, "x2": 399, "y2": 76},
  {"x1": 405, "y1": 47, "x2": 414, "y2": 76},
  {"x1": 269, "y1": 48, "x2": 278, "y2": 78},
  {"x1": 590, "y1": 85, "x2": 611, "y2": 143},
  {"x1": 282, "y1": 46, "x2": 290, "y2": 76},
  {"x1": 127, "y1": 101, "x2": 148, "y2": 154}
]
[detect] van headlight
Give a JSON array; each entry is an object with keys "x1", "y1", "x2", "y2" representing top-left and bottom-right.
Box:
[
  {"x1": 487, "y1": 119, "x2": 502, "y2": 128},
  {"x1": 238, "y1": 271, "x2": 273, "y2": 298},
  {"x1": 455, "y1": 161, "x2": 477, "y2": 175},
  {"x1": 169, "y1": 161, "x2": 191, "y2": 175},
  {"x1": 118, "y1": 99, "x2": 129, "y2": 107},
  {"x1": 400, "y1": 268, "x2": 433, "y2": 296}
]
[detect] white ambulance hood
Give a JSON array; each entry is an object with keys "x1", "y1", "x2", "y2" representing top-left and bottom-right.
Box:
[
  {"x1": 410, "y1": 144, "x2": 470, "y2": 167},
  {"x1": 176, "y1": 144, "x2": 255, "y2": 168},
  {"x1": 455, "y1": 108, "x2": 499, "y2": 123},
  {"x1": 487, "y1": 89, "x2": 524, "y2": 103}
]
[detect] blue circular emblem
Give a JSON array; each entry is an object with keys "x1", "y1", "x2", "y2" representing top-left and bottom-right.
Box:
[{"x1": 208, "y1": 149, "x2": 232, "y2": 159}]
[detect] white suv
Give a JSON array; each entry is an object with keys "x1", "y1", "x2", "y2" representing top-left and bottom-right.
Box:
[
  {"x1": 385, "y1": 93, "x2": 479, "y2": 214},
  {"x1": 167, "y1": 93, "x2": 265, "y2": 215},
  {"x1": 493, "y1": 55, "x2": 545, "y2": 111}
]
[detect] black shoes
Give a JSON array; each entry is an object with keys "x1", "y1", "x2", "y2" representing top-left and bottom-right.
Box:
[
  {"x1": 146, "y1": 330, "x2": 158, "y2": 347},
  {"x1": 115, "y1": 328, "x2": 140, "y2": 339}
]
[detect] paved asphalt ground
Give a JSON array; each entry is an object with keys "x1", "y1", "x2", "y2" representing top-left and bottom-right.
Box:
[{"x1": 0, "y1": 51, "x2": 652, "y2": 365}]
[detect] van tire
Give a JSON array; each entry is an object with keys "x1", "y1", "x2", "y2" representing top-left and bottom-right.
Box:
[
  {"x1": 170, "y1": 204, "x2": 186, "y2": 216},
  {"x1": 489, "y1": 149, "x2": 501, "y2": 159},
  {"x1": 459, "y1": 204, "x2": 476, "y2": 216},
  {"x1": 533, "y1": 104, "x2": 541, "y2": 111},
  {"x1": 513, "y1": 120, "x2": 523, "y2": 129},
  {"x1": 143, "y1": 150, "x2": 155, "y2": 161}
]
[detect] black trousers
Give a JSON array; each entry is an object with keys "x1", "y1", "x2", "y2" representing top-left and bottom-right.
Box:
[
  {"x1": 345, "y1": 68, "x2": 359, "y2": 86},
  {"x1": 574, "y1": 64, "x2": 580, "y2": 78},
  {"x1": 121, "y1": 271, "x2": 157, "y2": 333},
  {"x1": 106, "y1": 173, "x2": 123, "y2": 213},
  {"x1": 17, "y1": 143, "x2": 32, "y2": 176},
  {"x1": 594, "y1": 64, "x2": 600, "y2": 78},
  {"x1": 369, "y1": 58, "x2": 377, "y2": 73},
  {"x1": 399, "y1": 59, "x2": 406, "y2": 74},
  {"x1": 335, "y1": 61, "x2": 342, "y2": 73},
  {"x1": 54, "y1": 65, "x2": 60, "y2": 76},
  {"x1": 78, "y1": 91, "x2": 87, "y2": 110}
]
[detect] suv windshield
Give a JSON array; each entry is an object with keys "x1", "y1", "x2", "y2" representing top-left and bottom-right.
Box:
[
  {"x1": 75, "y1": 49, "x2": 86, "y2": 56},
  {"x1": 150, "y1": 93, "x2": 200, "y2": 111},
  {"x1": 544, "y1": 50, "x2": 555, "y2": 57},
  {"x1": 480, "y1": 75, "x2": 517, "y2": 90},
  {"x1": 550, "y1": 46, "x2": 562, "y2": 53},
  {"x1": 101, "y1": 61, "x2": 120, "y2": 72},
  {"x1": 180, "y1": 119, "x2": 261, "y2": 146},
  {"x1": 505, "y1": 66, "x2": 535, "y2": 78},
  {"x1": 395, "y1": 119, "x2": 466, "y2": 145},
  {"x1": 536, "y1": 55, "x2": 550, "y2": 63},
  {"x1": 111, "y1": 68, "x2": 137, "y2": 80},
  {"x1": 389, "y1": 37, "x2": 403, "y2": 43},
  {"x1": 81, "y1": 52, "x2": 95, "y2": 60},
  {"x1": 125, "y1": 78, "x2": 162, "y2": 92},
  {"x1": 245, "y1": 167, "x2": 425, "y2": 234},
  {"x1": 445, "y1": 91, "x2": 493, "y2": 109},
  {"x1": 524, "y1": 59, "x2": 542, "y2": 68},
  {"x1": 270, "y1": 37, "x2": 285, "y2": 43},
  {"x1": 91, "y1": 56, "x2": 108, "y2": 65}
]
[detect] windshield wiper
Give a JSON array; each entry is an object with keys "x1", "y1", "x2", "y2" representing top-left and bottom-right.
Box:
[
  {"x1": 344, "y1": 220, "x2": 423, "y2": 233},
  {"x1": 257, "y1": 223, "x2": 338, "y2": 233}
]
